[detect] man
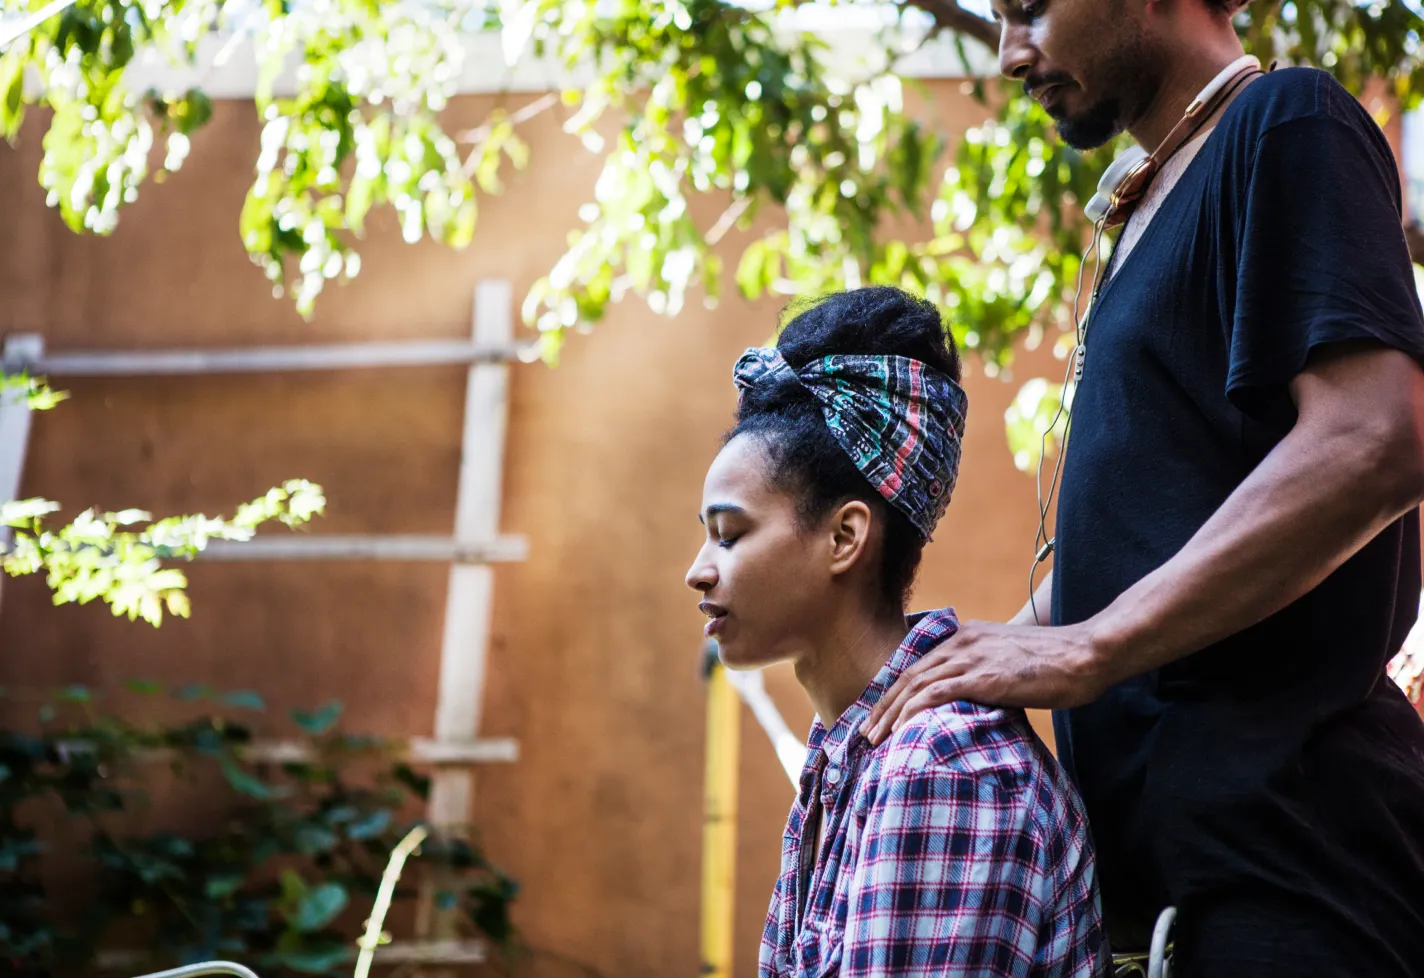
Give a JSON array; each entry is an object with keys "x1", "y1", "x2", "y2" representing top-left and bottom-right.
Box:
[
  {"x1": 861, "y1": 1, "x2": 1424, "y2": 974},
  {"x1": 688, "y1": 288, "x2": 1106, "y2": 975}
]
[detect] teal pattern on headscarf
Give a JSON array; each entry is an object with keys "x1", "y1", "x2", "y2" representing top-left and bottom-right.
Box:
[{"x1": 733, "y1": 347, "x2": 968, "y2": 540}]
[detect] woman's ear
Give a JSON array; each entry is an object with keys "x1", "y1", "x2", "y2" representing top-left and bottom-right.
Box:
[{"x1": 827, "y1": 499, "x2": 874, "y2": 578}]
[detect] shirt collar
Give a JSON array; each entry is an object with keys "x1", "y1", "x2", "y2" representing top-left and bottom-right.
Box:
[{"x1": 801, "y1": 608, "x2": 960, "y2": 782}]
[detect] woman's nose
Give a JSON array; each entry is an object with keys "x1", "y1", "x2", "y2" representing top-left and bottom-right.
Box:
[{"x1": 685, "y1": 546, "x2": 716, "y2": 592}]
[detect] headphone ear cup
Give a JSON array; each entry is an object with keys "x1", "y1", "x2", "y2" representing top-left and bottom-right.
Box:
[{"x1": 1085, "y1": 146, "x2": 1149, "y2": 222}]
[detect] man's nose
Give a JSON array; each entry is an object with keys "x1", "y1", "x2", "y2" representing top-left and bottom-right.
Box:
[
  {"x1": 686, "y1": 546, "x2": 716, "y2": 592},
  {"x1": 999, "y1": 23, "x2": 1034, "y2": 81}
]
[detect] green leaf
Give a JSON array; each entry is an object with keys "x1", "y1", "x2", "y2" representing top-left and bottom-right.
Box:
[
  {"x1": 0, "y1": 55, "x2": 23, "y2": 139},
  {"x1": 124, "y1": 678, "x2": 163, "y2": 695},
  {"x1": 293, "y1": 824, "x2": 340, "y2": 855},
  {"x1": 291, "y1": 881, "x2": 349, "y2": 932},
  {"x1": 291, "y1": 700, "x2": 343, "y2": 735},
  {"x1": 274, "y1": 937, "x2": 350, "y2": 974},
  {"x1": 324, "y1": 804, "x2": 359, "y2": 824},
  {"x1": 56, "y1": 685, "x2": 91, "y2": 703},
  {"x1": 219, "y1": 755, "x2": 275, "y2": 800},
  {"x1": 205, "y1": 872, "x2": 246, "y2": 899},
  {"x1": 346, "y1": 809, "x2": 392, "y2": 840},
  {"x1": 280, "y1": 868, "x2": 309, "y2": 905},
  {"x1": 735, "y1": 239, "x2": 767, "y2": 299},
  {"x1": 176, "y1": 89, "x2": 213, "y2": 135},
  {"x1": 466, "y1": 876, "x2": 520, "y2": 943},
  {"x1": 222, "y1": 690, "x2": 266, "y2": 711},
  {"x1": 392, "y1": 762, "x2": 430, "y2": 800},
  {"x1": 450, "y1": 197, "x2": 478, "y2": 248},
  {"x1": 173, "y1": 683, "x2": 211, "y2": 702},
  {"x1": 345, "y1": 176, "x2": 375, "y2": 234}
]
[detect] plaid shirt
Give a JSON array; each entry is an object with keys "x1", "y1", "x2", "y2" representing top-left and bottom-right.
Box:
[{"x1": 759, "y1": 610, "x2": 1107, "y2": 977}]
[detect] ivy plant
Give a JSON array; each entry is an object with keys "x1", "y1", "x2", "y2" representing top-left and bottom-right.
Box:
[{"x1": 0, "y1": 681, "x2": 517, "y2": 976}]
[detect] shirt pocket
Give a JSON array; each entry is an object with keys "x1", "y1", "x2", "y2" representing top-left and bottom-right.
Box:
[{"x1": 791, "y1": 928, "x2": 842, "y2": 978}]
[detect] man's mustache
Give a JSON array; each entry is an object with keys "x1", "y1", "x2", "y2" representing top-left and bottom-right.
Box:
[{"x1": 1023, "y1": 71, "x2": 1074, "y2": 99}]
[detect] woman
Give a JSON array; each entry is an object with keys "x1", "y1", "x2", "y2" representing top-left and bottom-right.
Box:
[{"x1": 686, "y1": 287, "x2": 1105, "y2": 977}]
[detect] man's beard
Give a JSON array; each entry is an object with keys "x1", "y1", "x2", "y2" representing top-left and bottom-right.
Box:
[{"x1": 1053, "y1": 99, "x2": 1124, "y2": 151}]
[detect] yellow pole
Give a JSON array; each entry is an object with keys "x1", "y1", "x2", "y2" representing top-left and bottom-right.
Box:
[{"x1": 700, "y1": 641, "x2": 741, "y2": 978}]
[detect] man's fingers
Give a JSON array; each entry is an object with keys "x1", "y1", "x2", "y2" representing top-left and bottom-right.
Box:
[
  {"x1": 861, "y1": 677, "x2": 909, "y2": 743},
  {"x1": 863, "y1": 657, "x2": 963, "y2": 745},
  {"x1": 868, "y1": 682, "x2": 944, "y2": 744},
  {"x1": 888, "y1": 680, "x2": 963, "y2": 735},
  {"x1": 862, "y1": 655, "x2": 937, "y2": 735}
]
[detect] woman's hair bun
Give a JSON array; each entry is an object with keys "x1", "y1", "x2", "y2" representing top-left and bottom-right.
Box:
[{"x1": 776, "y1": 286, "x2": 961, "y2": 383}]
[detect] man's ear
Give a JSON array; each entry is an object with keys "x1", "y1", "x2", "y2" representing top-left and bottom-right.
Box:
[{"x1": 827, "y1": 499, "x2": 874, "y2": 578}]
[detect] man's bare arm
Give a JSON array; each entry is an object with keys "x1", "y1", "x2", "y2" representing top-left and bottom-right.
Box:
[
  {"x1": 1009, "y1": 570, "x2": 1052, "y2": 627},
  {"x1": 1088, "y1": 344, "x2": 1424, "y2": 686}
]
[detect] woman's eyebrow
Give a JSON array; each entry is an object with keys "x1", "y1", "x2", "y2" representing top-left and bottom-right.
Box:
[{"x1": 701, "y1": 503, "x2": 747, "y2": 524}]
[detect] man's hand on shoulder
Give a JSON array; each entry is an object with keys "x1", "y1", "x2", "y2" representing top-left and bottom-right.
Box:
[{"x1": 860, "y1": 620, "x2": 1108, "y2": 745}]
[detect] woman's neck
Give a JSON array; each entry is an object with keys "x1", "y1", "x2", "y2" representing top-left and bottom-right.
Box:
[{"x1": 794, "y1": 609, "x2": 909, "y2": 727}]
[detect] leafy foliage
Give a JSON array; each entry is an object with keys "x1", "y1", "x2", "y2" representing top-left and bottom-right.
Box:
[
  {"x1": 0, "y1": 373, "x2": 324, "y2": 621},
  {"x1": 0, "y1": 682, "x2": 517, "y2": 976},
  {"x1": 3, "y1": 0, "x2": 1422, "y2": 449},
  {"x1": 0, "y1": 478, "x2": 326, "y2": 625},
  {"x1": 517, "y1": 0, "x2": 943, "y2": 361}
]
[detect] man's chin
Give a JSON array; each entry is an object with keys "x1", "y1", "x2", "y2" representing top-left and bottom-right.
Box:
[{"x1": 1053, "y1": 102, "x2": 1123, "y2": 152}]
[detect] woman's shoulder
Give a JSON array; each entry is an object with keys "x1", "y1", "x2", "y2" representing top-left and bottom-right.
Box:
[{"x1": 869, "y1": 701, "x2": 1044, "y2": 794}]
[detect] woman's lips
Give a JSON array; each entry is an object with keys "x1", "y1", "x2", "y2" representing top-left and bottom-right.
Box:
[{"x1": 700, "y1": 601, "x2": 728, "y2": 637}]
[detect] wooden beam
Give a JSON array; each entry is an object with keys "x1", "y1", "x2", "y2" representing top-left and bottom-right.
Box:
[
  {"x1": 429, "y1": 281, "x2": 513, "y2": 829},
  {"x1": 56, "y1": 736, "x2": 520, "y2": 766},
  {"x1": 97, "y1": 940, "x2": 486, "y2": 971},
  {"x1": 198, "y1": 534, "x2": 528, "y2": 563},
  {"x1": 0, "y1": 334, "x2": 41, "y2": 618},
  {"x1": 420, "y1": 281, "x2": 514, "y2": 960},
  {"x1": 241, "y1": 736, "x2": 519, "y2": 765},
  {"x1": 3, "y1": 335, "x2": 533, "y2": 376}
]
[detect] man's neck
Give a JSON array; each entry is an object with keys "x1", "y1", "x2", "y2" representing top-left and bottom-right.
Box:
[
  {"x1": 1128, "y1": 36, "x2": 1249, "y2": 152},
  {"x1": 795, "y1": 610, "x2": 909, "y2": 726}
]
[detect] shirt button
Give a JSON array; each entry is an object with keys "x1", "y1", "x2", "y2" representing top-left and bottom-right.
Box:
[{"x1": 826, "y1": 766, "x2": 841, "y2": 786}]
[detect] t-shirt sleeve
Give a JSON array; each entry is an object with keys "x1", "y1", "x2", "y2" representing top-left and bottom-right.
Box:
[{"x1": 1227, "y1": 103, "x2": 1424, "y2": 422}]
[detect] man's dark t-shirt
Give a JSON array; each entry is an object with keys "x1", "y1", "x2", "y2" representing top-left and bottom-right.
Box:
[{"x1": 1051, "y1": 67, "x2": 1424, "y2": 971}]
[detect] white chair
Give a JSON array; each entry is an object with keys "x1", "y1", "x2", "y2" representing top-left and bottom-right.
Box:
[
  {"x1": 1111, "y1": 906, "x2": 1176, "y2": 978},
  {"x1": 132, "y1": 964, "x2": 260, "y2": 978}
]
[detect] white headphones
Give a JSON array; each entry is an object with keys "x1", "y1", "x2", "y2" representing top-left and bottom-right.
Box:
[
  {"x1": 1083, "y1": 146, "x2": 1150, "y2": 224},
  {"x1": 1083, "y1": 55, "x2": 1262, "y2": 226}
]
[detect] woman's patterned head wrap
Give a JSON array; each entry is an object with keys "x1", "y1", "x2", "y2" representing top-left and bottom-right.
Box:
[{"x1": 733, "y1": 346, "x2": 968, "y2": 540}]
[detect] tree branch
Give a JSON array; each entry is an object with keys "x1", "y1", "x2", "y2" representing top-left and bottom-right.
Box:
[
  {"x1": 706, "y1": 196, "x2": 753, "y2": 246},
  {"x1": 904, "y1": 0, "x2": 999, "y2": 50},
  {"x1": 457, "y1": 92, "x2": 561, "y2": 146}
]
